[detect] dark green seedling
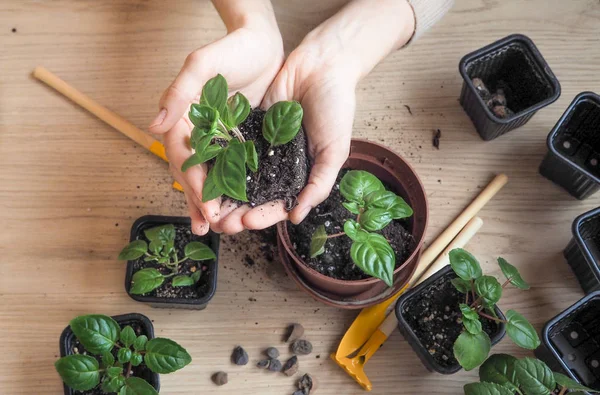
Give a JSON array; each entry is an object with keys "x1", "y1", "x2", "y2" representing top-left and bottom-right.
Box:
[
  {"x1": 309, "y1": 170, "x2": 413, "y2": 286},
  {"x1": 449, "y1": 249, "x2": 539, "y2": 371},
  {"x1": 55, "y1": 314, "x2": 191, "y2": 395},
  {"x1": 181, "y1": 74, "x2": 303, "y2": 202},
  {"x1": 118, "y1": 224, "x2": 215, "y2": 294},
  {"x1": 464, "y1": 354, "x2": 600, "y2": 395}
]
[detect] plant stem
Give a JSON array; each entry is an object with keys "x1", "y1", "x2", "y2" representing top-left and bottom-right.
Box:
[
  {"x1": 557, "y1": 386, "x2": 567, "y2": 395},
  {"x1": 478, "y1": 311, "x2": 507, "y2": 324},
  {"x1": 327, "y1": 232, "x2": 346, "y2": 239},
  {"x1": 125, "y1": 362, "x2": 132, "y2": 378},
  {"x1": 218, "y1": 119, "x2": 245, "y2": 142},
  {"x1": 502, "y1": 277, "x2": 512, "y2": 288}
]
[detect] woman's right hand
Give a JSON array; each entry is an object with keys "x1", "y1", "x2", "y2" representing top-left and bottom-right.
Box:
[{"x1": 149, "y1": 3, "x2": 283, "y2": 235}]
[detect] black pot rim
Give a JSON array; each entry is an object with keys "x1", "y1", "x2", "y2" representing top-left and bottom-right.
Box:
[
  {"x1": 540, "y1": 291, "x2": 600, "y2": 383},
  {"x1": 546, "y1": 92, "x2": 600, "y2": 184},
  {"x1": 395, "y1": 265, "x2": 507, "y2": 374},
  {"x1": 124, "y1": 215, "x2": 219, "y2": 307},
  {"x1": 459, "y1": 33, "x2": 561, "y2": 124}
]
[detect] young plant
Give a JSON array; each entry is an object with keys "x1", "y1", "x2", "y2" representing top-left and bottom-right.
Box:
[
  {"x1": 55, "y1": 314, "x2": 191, "y2": 395},
  {"x1": 465, "y1": 354, "x2": 600, "y2": 395},
  {"x1": 118, "y1": 224, "x2": 215, "y2": 294},
  {"x1": 309, "y1": 170, "x2": 413, "y2": 286},
  {"x1": 449, "y1": 249, "x2": 540, "y2": 371},
  {"x1": 181, "y1": 74, "x2": 303, "y2": 202}
]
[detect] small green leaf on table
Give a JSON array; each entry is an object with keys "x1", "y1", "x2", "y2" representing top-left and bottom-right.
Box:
[
  {"x1": 506, "y1": 310, "x2": 540, "y2": 350},
  {"x1": 479, "y1": 353, "x2": 519, "y2": 391},
  {"x1": 498, "y1": 257, "x2": 530, "y2": 290},
  {"x1": 514, "y1": 357, "x2": 555, "y2": 395}
]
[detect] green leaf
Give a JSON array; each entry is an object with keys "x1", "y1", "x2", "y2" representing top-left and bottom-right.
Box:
[
  {"x1": 120, "y1": 326, "x2": 136, "y2": 348},
  {"x1": 201, "y1": 168, "x2": 222, "y2": 202},
  {"x1": 130, "y1": 353, "x2": 143, "y2": 367},
  {"x1": 340, "y1": 170, "x2": 385, "y2": 203},
  {"x1": 475, "y1": 275, "x2": 502, "y2": 306},
  {"x1": 144, "y1": 338, "x2": 192, "y2": 374},
  {"x1": 244, "y1": 141, "x2": 258, "y2": 172},
  {"x1": 191, "y1": 133, "x2": 211, "y2": 155},
  {"x1": 342, "y1": 201, "x2": 361, "y2": 215},
  {"x1": 200, "y1": 74, "x2": 228, "y2": 116},
  {"x1": 463, "y1": 382, "x2": 515, "y2": 395},
  {"x1": 449, "y1": 248, "x2": 482, "y2": 281},
  {"x1": 364, "y1": 190, "x2": 413, "y2": 219},
  {"x1": 119, "y1": 377, "x2": 158, "y2": 395},
  {"x1": 460, "y1": 304, "x2": 483, "y2": 335},
  {"x1": 262, "y1": 101, "x2": 303, "y2": 146},
  {"x1": 107, "y1": 366, "x2": 123, "y2": 378},
  {"x1": 213, "y1": 140, "x2": 248, "y2": 201},
  {"x1": 181, "y1": 153, "x2": 204, "y2": 172},
  {"x1": 184, "y1": 241, "x2": 216, "y2": 261},
  {"x1": 102, "y1": 376, "x2": 126, "y2": 393},
  {"x1": 118, "y1": 348, "x2": 132, "y2": 364},
  {"x1": 359, "y1": 208, "x2": 393, "y2": 231},
  {"x1": 199, "y1": 144, "x2": 223, "y2": 163},
  {"x1": 190, "y1": 126, "x2": 207, "y2": 148},
  {"x1": 451, "y1": 277, "x2": 472, "y2": 294},
  {"x1": 506, "y1": 310, "x2": 540, "y2": 350},
  {"x1": 189, "y1": 103, "x2": 219, "y2": 132},
  {"x1": 350, "y1": 233, "x2": 395, "y2": 286},
  {"x1": 55, "y1": 355, "x2": 100, "y2": 391},
  {"x1": 130, "y1": 268, "x2": 164, "y2": 295},
  {"x1": 191, "y1": 270, "x2": 202, "y2": 283},
  {"x1": 118, "y1": 240, "x2": 148, "y2": 260},
  {"x1": 102, "y1": 351, "x2": 115, "y2": 367},
  {"x1": 453, "y1": 331, "x2": 491, "y2": 371},
  {"x1": 133, "y1": 335, "x2": 148, "y2": 352},
  {"x1": 344, "y1": 219, "x2": 369, "y2": 242},
  {"x1": 479, "y1": 354, "x2": 519, "y2": 391},
  {"x1": 514, "y1": 358, "x2": 555, "y2": 395},
  {"x1": 225, "y1": 92, "x2": 251, "y2": 128},
  {"x1": 310, "y1": 225, "x2": 327, "y2": 258},
  {"x1": 70, "y1": 315, "x2": 120, "y2": 354},
  {"x1": 498, "y1": 257, "x2": 530, "y2": 290},
  {"x1": 554, "y1": 372, "x2": 596, "y2": 392},
  {"x1": 157, "y1": 226, "x2": 175, "y2": 247},
  {"x1": 172, "y1": 275, "x2": 195, "y2": 287},
  {"x1": 144, "y1": 225, "x2": 174, "y2": 245}
]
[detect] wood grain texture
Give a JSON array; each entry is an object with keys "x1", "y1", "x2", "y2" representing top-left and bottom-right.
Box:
[{"x1": 1, "y1": 0, "x2": 599, "y2": 393}]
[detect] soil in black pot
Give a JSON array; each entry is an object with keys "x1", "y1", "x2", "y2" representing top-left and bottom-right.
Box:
[
  {"x1": 131, "y1": 224, "x2": 212, "y2": 299},
  {"x1": 286, "y1": 170, "x2": 415, "y2": 281},
  {"x1": 69, "y1": 322, "x2": 154, "y2": 395},
  {"x1": 402, "y1": 273, "x2": 500, "y2": 368},
  {"x1": 237, "y1": 108, "x2": 309, "y2": 209}
]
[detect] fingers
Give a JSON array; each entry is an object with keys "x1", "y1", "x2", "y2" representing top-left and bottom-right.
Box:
[
  {"x1": 210, "y1": 200, "x2": 240, "y2": 234},
  {"x1": 242, "y1": 200, "x2": 289, "y2": 230},
  {"x1": 220, "y1": 205, "x2": 252, "y2": 235}
]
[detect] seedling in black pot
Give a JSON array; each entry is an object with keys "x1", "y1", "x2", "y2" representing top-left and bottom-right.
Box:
[
  {"x1": 464, "y1": 353, "x2": 600, "y2": 395},
  {"x1": 539, "y1": 92, "x2": 600, "y2": 199},
  {"x1": 564, "y1": 207, "x2": 600, "y2": 294},
  {"x1": 459, "y1": 34, "x2": 560, "y2": 141},
  {"x1": 309, "y1": 170, "x2": 414, "y2": 286},
  {"x1": 56, "y1": 314, "x2": 191, "y2": 395}
]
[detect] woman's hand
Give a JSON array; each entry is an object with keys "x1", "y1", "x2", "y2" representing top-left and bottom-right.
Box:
[{"x1": 149, "y1": 1, "x2": 283, "y2": 235}]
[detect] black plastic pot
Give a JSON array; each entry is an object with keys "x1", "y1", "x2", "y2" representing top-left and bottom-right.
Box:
[
  {"x1": 59, "y1": 313, "x2": 160, "y2": 395},
  {"x1": 459, "y1": 34, "x2": 561, "y2": 141},
  {"x1": 395, "y1": 265, "x2": 506, "y2": 374},
  {"x1": 539, "y1": 92, "x2": 600, "y2": 199},
  {"x1": 125, "y1": 215, "x2": 219, "y2": 310},
  {"x1": 534, "y1": 291, "x2": 600, "y2": 391},
  {"x1": 564, "y1": 207, "x2": 600, "y2": 294}
]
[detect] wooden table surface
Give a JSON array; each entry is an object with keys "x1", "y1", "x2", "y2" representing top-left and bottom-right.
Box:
[{"x1": 1, "y1": 0, "x2": 600, "y2": 393}]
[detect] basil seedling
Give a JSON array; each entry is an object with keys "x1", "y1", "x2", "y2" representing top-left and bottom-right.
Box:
[
  {"x1": 181, "y1": 74, "x2": 303, "y2": 202},
  {"x1": 448, "y1": 249, "x2": 539, "y2": 371},
  {"x1": 118, "y1": 224, "x2": 215, "y2": 294},
  {"x1": 309, "y1": 170, "x2": 413, "y2": 286},
  {"x1": 55, "y1": 314, "x2": 191, "y2": 395},
  {"x1": 464, "y1": 354, "x2": 600, "y2": 395}
]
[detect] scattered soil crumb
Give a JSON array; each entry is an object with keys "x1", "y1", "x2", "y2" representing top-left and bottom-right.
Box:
[{"x1": 433, "y1": 129, "x2": 441, "y2": 149}]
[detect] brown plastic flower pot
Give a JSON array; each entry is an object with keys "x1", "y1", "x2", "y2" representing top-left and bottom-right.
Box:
[{"x1": 277, "y1": 139, "x2": 428, "y2": 300}]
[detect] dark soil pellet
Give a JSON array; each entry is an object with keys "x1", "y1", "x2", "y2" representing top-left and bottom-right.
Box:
[
  {"x1": 265, "y1": 347, "x2": 279, "y2": 359},
  {"x1": 231, "y1": 346, "x2": 249, "y2": 366},
  {"x1": 404, "y1": 104, "x2": 413, "y2": 115},
  {"x1": 257, "y1": 359, "x2": 270, "y2": 369},
  {"x1": 282, "y1": 356, "x2": 299, "y2": 376},
  {"x1": 287, "y1": 170, "x2": 414, "y2": 281},
  {"x1": 211, "y1": 371, "x2": 228, "y2": 386},
  {"x1": 402, "y1": 272, "x2": 500, "y2": 368},
  {"x1": 298, "y1": 374, "x2": 315, "y2": 394},
  {"x1": 268, "y1": 359, "x2": 282, "y2": 372},
  {"x1": 285, "y1": 323, "x2": 304, "y2": 343},
  {"x1": 291, "y1": 340, "x2": 312, "y2": 356},
  {"x1": 433, "y1": 129, "x2": 441, "y2": 149}
]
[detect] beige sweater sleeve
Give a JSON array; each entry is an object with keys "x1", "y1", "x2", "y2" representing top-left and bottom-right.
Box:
[{"x1": 407, "y1": 0, "x2": 454, "y2": 42}]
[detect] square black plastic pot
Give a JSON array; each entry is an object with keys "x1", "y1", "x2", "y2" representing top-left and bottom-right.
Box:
[
  {"x1": 534, "y1": 291, "x2": 600, "y2": 391},
  {"x1": 59, "y1": 313, "x2": 160, "y2": 395},
  {"x1": 125, "y1": 215, "x2": 219, "y2": 310},
  {"x1": 539, "y1": 92, "x2": 600, "y2": 199},
  {"x1": 459, "y1": 34, "x2": 561, "y2": 141},
  {"x1": 564, "y1": 207, "x2": 600, "y2": 294},
  {"x1": 395, "y1": 265, "x2": 506, "y2": 374}
]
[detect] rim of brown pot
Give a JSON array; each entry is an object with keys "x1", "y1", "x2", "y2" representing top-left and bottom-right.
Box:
[{"x1": 277, "y1": 138, "x2": 428, "y2": 289}]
